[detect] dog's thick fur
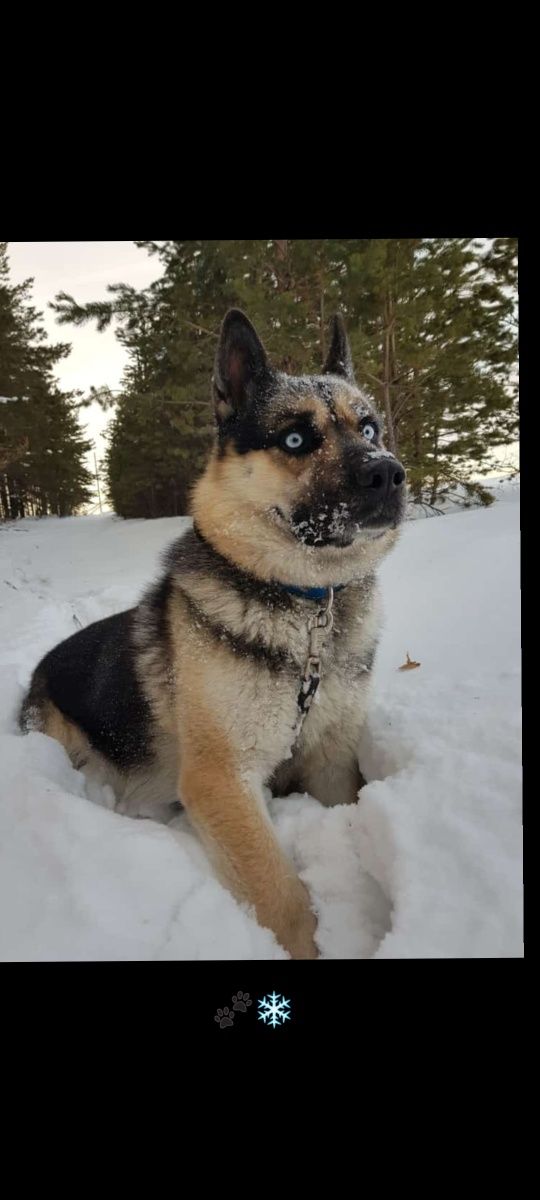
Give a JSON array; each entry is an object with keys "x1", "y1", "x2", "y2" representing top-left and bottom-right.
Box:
[{"x1": 19, "y1": 310, "x2": 406, "y2": 958}]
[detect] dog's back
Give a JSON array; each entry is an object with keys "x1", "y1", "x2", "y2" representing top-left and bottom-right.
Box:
[{"x1": 21, "y1": 610, "x2": 150, "y2": 764}]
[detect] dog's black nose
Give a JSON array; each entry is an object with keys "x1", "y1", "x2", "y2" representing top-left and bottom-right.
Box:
[{"x1": 349, "y1": 454, "x2": 406, "y2": 495}]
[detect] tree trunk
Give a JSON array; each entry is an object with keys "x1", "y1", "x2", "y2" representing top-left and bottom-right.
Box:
[
  {"x1": 273, "y1": 240, "x2": 291, "y2": 292},
  {"x1": 9, "y1": 482, "x2": 19, "y2": 521},
  {"x1": 412, "y1": 425, "x2": 422, "y2": 501},
  {"x1": 410, "y1": 368, "x2": 423, "y2": 501},
  {"x1": 320, "y1": 280, "x2": 325, "y2": 362},
  {"x1": 429, "y1": 424, "x2": 440, "y2": 505},
  {"x1": 382, "y1": 295, "x2": 397, "y2": 455},
  {"x1": 0, "y1": 477, "x2": 9, "y2": 520}
]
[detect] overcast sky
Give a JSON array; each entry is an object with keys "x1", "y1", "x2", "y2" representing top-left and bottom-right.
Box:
[
  {"x1": 7, "y1": 241, "x2": 160, "y2": 464},
  {"x1": 6, "y1": 241, "x2": 518, "y2": 486},
  {"x1": 8, "y1": 241, "x2": 159, "y2": 393}
]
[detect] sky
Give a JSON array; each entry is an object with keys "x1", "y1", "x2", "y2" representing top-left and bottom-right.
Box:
[
  {"x1": 6, "y1": 241, "x2": 519, "y2": 501},
  {"x1": 7, "y1": 241, "x2": 160, "y2": 487}
]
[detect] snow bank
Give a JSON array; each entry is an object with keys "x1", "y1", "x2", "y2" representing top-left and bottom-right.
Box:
[
  {"x1": 406, "y1": 475, "x2": 520, "y2": 521},
  {"x1": 0, "y1": 490, "x2": 522, "y2": 959}
]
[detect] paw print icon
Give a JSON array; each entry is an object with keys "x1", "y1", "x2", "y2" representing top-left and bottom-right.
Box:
[
  {"x1": 214, "y1": 1007, "x2": 234, "y2": 1029},
  {"x1": 232, "y1": 991, "x2": 252, "y2": 1013}
]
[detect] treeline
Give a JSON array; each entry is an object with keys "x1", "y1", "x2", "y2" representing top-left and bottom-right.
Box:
[
  {"x1": 53, "y1": 239, "x2": 518, "y2": 519},
  {"x1": 0, "y1": 244, "x2": 92, "y2": 520},
  {"x1": 2, "y1": 239, "x2": 518, "y2": 523}
]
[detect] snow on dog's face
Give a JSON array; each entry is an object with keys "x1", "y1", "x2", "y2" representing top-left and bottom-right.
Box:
[{"x1": 191, "y1": 310, "x2": 407, "y2": 587}]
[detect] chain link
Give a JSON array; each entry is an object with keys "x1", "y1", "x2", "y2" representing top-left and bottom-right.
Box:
[{"x1": 293, "y1": 587, "x2": 335, "y2": 741}]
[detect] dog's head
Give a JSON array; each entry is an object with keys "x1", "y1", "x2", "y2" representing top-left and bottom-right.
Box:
[{"x1": 191, "y1": 310, "x2": 407, "y2": 586}]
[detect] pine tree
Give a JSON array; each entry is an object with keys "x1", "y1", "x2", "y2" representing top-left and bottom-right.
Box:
[
  {"x1": 51, "y1": 239, "x2": 518, "y2": 519},
  {"x1": 53, "y1": 249, "x2": 216, "y2": 517},
  {"x1": 334, "y1": 237, "x2": 518, "y2": 503},
  {"x1": 0, "y1": 244, "x2": 92, "y2": 520}
]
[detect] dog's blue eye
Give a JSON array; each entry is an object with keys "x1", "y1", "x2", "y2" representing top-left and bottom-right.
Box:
[
  {"x1": 284, "y1": 431, "x2": 304, "y2": 450},
  {"x1": 363, "y1": 423, "x2": 377, "y2": 442}
]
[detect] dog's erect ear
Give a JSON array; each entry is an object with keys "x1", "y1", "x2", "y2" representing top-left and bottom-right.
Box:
[
  {"x1": 323, "y1": 314, "x2": 356, "y2": 383},
  {"x1": 213, "y1": 309, "x2": 272, "y2": 420}
]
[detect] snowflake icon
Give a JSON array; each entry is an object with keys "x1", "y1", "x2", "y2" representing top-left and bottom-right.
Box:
[{"x1": 258, "y1": 992, "x2": 291, "y2": 1028}]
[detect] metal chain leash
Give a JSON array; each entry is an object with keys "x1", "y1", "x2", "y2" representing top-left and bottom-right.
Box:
[{"x1": 293, "y1": 587, "x2": 335, "y2": 742}]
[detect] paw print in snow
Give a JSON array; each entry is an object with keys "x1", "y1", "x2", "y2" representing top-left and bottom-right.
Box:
[
  {"x1": 214, "y1": 1007, "x2": 234, "y2": 1029},
  {"x1": 232, "y1": 991, "x2": 252, "y2": 1013}
]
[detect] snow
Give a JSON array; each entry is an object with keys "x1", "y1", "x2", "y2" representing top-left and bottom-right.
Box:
[
  {"x1": 407, "y1": 475, "x2": 520, "y2": 521},
  {"x1": 0, "y1": 485, "x2": 522, "y2": 959}
]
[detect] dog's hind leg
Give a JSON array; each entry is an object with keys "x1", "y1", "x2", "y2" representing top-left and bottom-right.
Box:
[
  {"x1": 300, "y1": 755, "x2": 365, "y2": 807},
  {"x1": 294, "y1": 724, "x2": 365, "y2": 807},
  {"x1": 270, "y1": 749, "x2": 366, "y2": 803}
]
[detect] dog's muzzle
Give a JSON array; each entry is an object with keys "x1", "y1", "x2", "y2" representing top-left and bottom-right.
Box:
[{"x1": 289, "y1": 452, "x2": 407, "y2": 547}]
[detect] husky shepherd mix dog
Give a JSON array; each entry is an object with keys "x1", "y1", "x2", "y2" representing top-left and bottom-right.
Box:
[{"x1": 20, "y1": 310, "x2": 406, "y2": 958}]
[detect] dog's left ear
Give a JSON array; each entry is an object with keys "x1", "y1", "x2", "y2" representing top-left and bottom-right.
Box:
[
  {"x1": 323, "y1": 314, "x2": 356, "y2": 383},
  {"x1": 213, "y1": 309, "x2": 273, "y2": 421}
]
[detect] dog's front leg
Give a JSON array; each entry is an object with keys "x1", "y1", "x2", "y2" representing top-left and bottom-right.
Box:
[{"x1": 178, "y1": 735, "x2": 318, "y2": 960}]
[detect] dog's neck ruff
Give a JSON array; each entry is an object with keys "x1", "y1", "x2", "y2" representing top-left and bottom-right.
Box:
[
  {"x1": 192, "y1": 524, "x2": 352, "y2": 601},
  {"x1": 190, "y1": 526, "x2": 347, "y2": 746}
]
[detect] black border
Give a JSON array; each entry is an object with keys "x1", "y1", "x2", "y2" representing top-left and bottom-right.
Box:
[{"x1": 1, "y1": 228, "x2": 524, "y2": 1060}]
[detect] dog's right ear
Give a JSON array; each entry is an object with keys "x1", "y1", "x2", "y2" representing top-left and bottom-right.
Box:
[
  {"x1": 323, "y1": 314, "x2": 356, "y2": 383},
  {"x1": 213, "y1": 309, "x2": 272, "y2": 421}
]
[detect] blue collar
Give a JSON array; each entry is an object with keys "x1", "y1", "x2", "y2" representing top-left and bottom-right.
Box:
[{"x1": 281, "y1": 582, "x2": 346, "y2": 602}]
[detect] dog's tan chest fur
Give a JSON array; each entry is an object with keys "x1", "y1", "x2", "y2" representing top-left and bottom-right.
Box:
[{"x1": 157, "y1": 575, "x2": 381, "y2": 790}]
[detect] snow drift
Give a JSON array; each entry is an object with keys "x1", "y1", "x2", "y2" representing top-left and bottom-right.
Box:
[{"x1": 0, "y1": 484, "x2": 522, "y2": 959}]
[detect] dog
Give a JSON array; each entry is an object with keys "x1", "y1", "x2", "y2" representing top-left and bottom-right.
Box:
[{"x1": 19, "y1": 309, "x2": 407, "y2": 959}]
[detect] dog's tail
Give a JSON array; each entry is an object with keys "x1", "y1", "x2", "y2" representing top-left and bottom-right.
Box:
[{"x1": 19, "y1": 666, "x2": 48, "y2": 733}]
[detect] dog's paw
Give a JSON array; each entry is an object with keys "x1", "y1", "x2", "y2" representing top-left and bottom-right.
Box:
[
  {"x1": 285, "y1": 921, "x2": 319, "y2": 960},
  {"x1": 232, "y1": 991, "x2": 252, "y2": 1012},
  {"x1": 214, "y1": 1007, "x2": 234, "y2": 1028},
  {"x1": 279, "y1": 886, "x2": 319, "y2": 959}
]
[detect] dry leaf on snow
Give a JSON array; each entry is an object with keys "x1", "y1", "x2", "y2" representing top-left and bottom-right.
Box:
[{"x1": 398, "y1": 652, "x2": 421, "y2": 671}]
